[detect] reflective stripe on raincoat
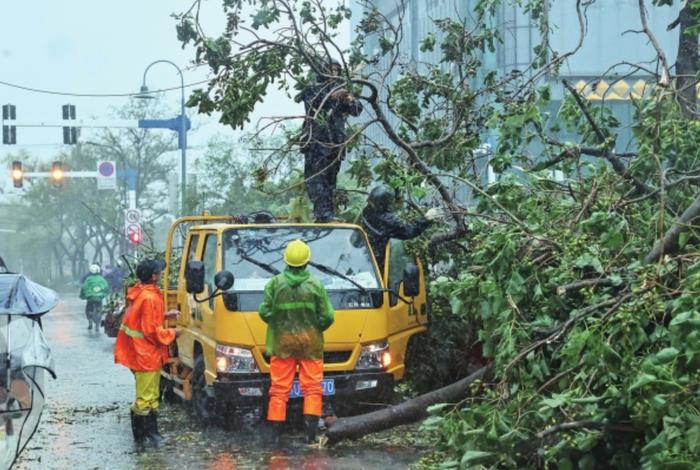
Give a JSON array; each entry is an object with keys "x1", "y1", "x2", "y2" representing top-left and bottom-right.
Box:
[
  {"x1": 258, "y1": 268, "x2": 334, "y2": 360},
  {"x1": 114, "y1": 283, "x2": 176, "y2": 372}
]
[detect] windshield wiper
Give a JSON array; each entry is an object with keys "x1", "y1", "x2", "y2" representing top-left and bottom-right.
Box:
[
  {"x1": 308, "y1": 261, "x2": 372, "y2": 294},
  {"x1": 237, "y1": 250, "x2": 280, "y2": 275}
]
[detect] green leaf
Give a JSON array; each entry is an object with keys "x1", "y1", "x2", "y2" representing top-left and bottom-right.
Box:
[
  {"x1": 449, "y1": 295, "x2": 464, "y2": 315},
  {"x1": 539, "y1": 394, "x2": 567, "y2": 410},
  {"x1": 420, "y1": 33, "x2": 436, "y2": 52},
  {"x1": 670, "y1": 311, "x2": 700, "y2": 328},
  {"x1": 653, "y1": 347, "x2": 679, "y2": 364},
  {"x1": 629, "y1": 373, "x2": 657, "y2": 391},
  {"x1": 460, "y1": 450, "x2": 492, "y2": 466},
  {"x1": 427, "y1": 403, "x2": 451, "y2": 413},
  {"x1": 574, "y1": 253, "x2": 604, "y2": 274}
]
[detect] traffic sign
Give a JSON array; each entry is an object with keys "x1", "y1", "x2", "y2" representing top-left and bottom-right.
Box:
[
  {"x1": 125, "y1": 209, "x2": 141, "y2": 224},
  {"x1": 97, "y1": 160, "x2": 117, "y2": 190}
]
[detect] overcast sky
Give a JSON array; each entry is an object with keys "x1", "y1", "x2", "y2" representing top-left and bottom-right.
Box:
[{"x1": 0, "y1": 0, "x2": 350, "y2": 193}]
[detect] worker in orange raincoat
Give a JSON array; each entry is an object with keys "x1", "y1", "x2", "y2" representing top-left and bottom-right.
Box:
[
  {"x1": 259, "y1": 240, "x2": 334, "y2": 444},
  {"x1": 114, "y1": 259, "x2": 179, "y2": 448}
]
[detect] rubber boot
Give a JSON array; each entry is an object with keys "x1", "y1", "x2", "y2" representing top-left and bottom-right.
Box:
[
  {"x1": 303, "y1": 414, "x2": 318, "y2": 444},
  {"x1": 145, "y1": 411, "x2": 168, "y2": 447},
  {"x1": 266, "y1": 421, "x2": 283, "y2": 446},
  {"x1": 130, "y1": 411, "x2": 146, "y2": 446}
]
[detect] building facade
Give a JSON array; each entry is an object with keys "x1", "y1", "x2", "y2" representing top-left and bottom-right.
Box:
[{"x1": 350, "y1": 0, "x2": 681, "y2": 190}]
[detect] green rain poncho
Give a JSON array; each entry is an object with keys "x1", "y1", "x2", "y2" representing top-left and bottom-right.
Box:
[
  {"x1": 79, "y1": 274, "x2": 110, "y2": 302},
  {"x1": 258, "y1": 268, "x2": 334, "y2": 360}
]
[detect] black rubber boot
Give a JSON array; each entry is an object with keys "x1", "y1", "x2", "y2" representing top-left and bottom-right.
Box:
[
  {"x1": 130, "y1": 411, "x2": 146, "y2": 446},
  {"x1": 145, "y1": 411, "x2": 168, "y2": 447},
  {"x1": 303, "y1": 415, "x2": 318, "y2": 444},
  {"x1": 266, "y1": 421, "x2": 283, "y2": 446}
]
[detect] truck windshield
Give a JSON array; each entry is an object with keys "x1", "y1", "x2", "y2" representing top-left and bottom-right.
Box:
[{"x1": 222, "y1": 227, "x2": 381, "y2": 292}]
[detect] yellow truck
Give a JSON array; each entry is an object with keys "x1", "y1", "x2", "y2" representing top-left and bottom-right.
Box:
[{"x1": 160, "y1": 213, "x2": 429, "y2": 423}]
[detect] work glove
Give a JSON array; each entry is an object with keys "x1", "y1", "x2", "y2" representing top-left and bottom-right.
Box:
[{"x1": 425, "y1": 207, "x2": 447, "y2": 221}]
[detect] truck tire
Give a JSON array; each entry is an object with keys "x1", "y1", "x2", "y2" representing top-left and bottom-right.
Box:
[
  {"x1": 160, "y1": 375, "x2": 176, "y2": 403},
  {"x1": 192, "y1": 354, "x2": 216, "y2": 423}
]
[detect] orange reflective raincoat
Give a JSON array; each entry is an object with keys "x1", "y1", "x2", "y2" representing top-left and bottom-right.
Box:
[{"x1": 114, "y1": 283, "x2": 176, "y2": 372}]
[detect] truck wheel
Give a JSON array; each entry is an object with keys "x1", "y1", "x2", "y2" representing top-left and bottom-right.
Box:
[
  {"x1": 192, "y1": 354, "x2": 216, "y2": 423},
  {"x1": 160, "y1": 376, "x2": 176, "y2": 403}
]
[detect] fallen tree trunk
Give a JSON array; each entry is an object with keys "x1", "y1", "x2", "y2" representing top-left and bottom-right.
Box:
[
  {"x1": 326, "y1": 364, "x2": 493, "y2": 444},
  {"x1": 326, "y1": 197, "x2": 690, "y2": 445}
]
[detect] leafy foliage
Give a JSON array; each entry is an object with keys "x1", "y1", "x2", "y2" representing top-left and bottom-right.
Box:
[
  {"x1": 176, "y1": 0, "x2": 700, "y2": 467},
  {"x1": 412, "y1": 91, "x2": 700, "y2": 467}
]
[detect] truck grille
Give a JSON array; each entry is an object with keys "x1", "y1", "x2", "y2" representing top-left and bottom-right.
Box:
[
  {"x1": 262, "y1": 350, "x2": 352, "y2": 365},
  {"x1": 323, "y1": 351, "x2": 352, "y2": 364}
]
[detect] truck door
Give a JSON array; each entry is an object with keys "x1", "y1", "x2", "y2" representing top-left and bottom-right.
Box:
[
  {"x1": 177, "y1": 232, "x2": 200, "y2": 364},
  {"x1": 385, "y1": 239, "x2": 428, "y2": 335},
  {"x1": 196, "y1": 232, "x2": 218, "y2": 339}
]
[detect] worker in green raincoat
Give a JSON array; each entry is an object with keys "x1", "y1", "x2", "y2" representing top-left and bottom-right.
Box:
[{"x1": 259, "y1": 239, "x2": 334, "y2": 444}]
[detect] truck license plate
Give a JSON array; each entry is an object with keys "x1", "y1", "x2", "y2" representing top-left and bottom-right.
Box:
[{"x1": 289, "y1": 379, "x2": 335, "y2": 398}]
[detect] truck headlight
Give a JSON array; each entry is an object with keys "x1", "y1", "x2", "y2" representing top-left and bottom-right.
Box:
[
  {"x1": 216, "y1": 345, "x2": 260, "y2": 374},
  {"x1": 355, "y1": 341, "x2": 391, "y2": 370}
]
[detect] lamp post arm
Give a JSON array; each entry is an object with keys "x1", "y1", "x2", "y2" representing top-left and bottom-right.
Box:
[
  {"x1": 140, "y1": 59, "x2": 188, "y2": 216},
  {"x1": 141, "y1": 60, "x2": 185, "y2": 107}
]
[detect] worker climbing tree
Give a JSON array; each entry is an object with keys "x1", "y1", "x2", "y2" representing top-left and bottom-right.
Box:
[{"x1": 296, "y1": 57, "x2": 363, "y2": 222}]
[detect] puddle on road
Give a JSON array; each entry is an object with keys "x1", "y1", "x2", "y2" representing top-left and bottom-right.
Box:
[
  {"x1": 16, "y1": 296, "x2": 428, "y2": 470},
  {"x1": 18, "y1": 401, "x2": 426, "y2": 469}
]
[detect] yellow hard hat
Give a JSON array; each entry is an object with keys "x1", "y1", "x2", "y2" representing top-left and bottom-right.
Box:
[{"x1": 284, "y1": 239, "x2": 311, "y2": 267}]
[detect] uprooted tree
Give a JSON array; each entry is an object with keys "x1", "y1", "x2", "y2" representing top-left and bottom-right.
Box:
[{"x1": 176, "y1": 0, "x2": 700, "y2": 467}]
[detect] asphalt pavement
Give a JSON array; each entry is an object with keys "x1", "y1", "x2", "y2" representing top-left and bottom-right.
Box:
[{"x1": 15, "y1": 296, "x2": 424, "y2": 470}]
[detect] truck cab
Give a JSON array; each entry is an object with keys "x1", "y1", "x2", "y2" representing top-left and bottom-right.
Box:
[{"x1": 161, "y1": 215, "x2": 428, "y2": 423}]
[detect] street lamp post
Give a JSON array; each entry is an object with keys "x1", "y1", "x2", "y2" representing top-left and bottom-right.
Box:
[{"x1": 136, "y1": 60, "x2": 190, "y2": 215}]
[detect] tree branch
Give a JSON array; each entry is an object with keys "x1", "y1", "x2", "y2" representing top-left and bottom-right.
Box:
[
  {"x1": 556, "y1": 278, "x2": 615, "y2": 296},
  {"x1": 638, "y1": 0, "x2": 671, "y2": 87},
  {"x1": 562, "y1": 80, "x2": 654, "y2": 194},
  {"x1": 645, "y1": 191, "x2": 700, "y2": 263}
]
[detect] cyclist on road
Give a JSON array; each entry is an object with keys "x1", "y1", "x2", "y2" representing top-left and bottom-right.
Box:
[{"x1": 79, "y1": 264, "x2": 110, "y2": 331}]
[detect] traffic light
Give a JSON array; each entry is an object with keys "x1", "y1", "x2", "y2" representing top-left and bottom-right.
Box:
[
  {"x1": 62, "y1": 104, "x2": 78, "y2": 144},
  {"x1": 127, "y1": 227, "x2": 142, "y2": 245},
  {"x1": 51, "y1": 161, "x2": 64, "y2": 186},
  {"x1": 11, "y1": 161, "x2": 22, "y2": 188},
  {"x1": 2, "y1": 104, "x2": 17, "y2": 145}
]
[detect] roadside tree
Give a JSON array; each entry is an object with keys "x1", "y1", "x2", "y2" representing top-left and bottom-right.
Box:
[{"x1": 175, "y1": 0, "x2": 700, "y2": 467}]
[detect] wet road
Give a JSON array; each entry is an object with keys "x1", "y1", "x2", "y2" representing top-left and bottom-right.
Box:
[{"x1": 16, "y1": 296, "x2": 425, "y2": 469}]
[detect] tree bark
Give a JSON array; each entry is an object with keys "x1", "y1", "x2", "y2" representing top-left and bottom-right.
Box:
[
  {"x1": 645, "y1": 191, "x2": 700, "y2": 263},
  {"x1": 675, "y1": 2, "x2": 699, "y2": 120},
  {"x1": 325, "y1": 364, "x2": 493, "y2": 444}
]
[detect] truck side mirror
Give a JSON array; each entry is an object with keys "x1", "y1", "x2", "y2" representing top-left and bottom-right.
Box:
[
  {"x1": 214, "y1": 270, "x2": 235, "y2": 291},
  {"x1": 403, "y1": 263, "x2": 420, "y2": 297},
  {"x1": 185, "y1": 261, "x2": 205, "y2": 294}
]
